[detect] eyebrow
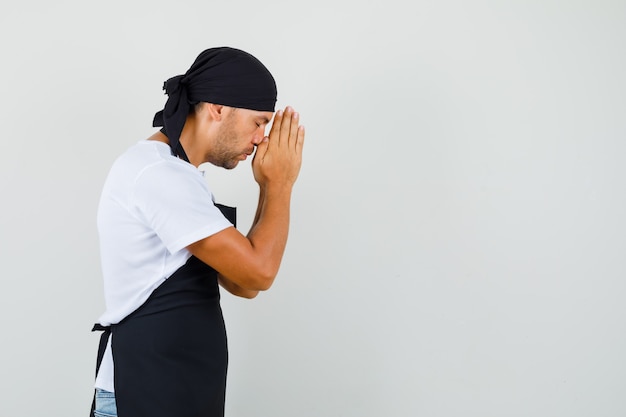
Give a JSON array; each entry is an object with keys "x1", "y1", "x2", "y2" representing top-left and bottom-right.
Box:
[{"x1": 259, "y1": 117, "x2": 271, "y2": 124}]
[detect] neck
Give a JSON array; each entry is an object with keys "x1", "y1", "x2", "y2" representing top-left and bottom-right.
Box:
[
  {"x1": 147, "y1": 114, "x2": 203, "y2": 167},
  {"x1": 178, "y1": 113, "x2": 204, "y2": 167}
]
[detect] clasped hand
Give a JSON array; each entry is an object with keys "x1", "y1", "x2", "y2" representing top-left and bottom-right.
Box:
[{"x1": 252, "y1": 106, "x2": 305, "y2": 188}]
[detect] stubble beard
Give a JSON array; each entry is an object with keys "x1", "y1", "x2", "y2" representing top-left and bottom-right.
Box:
[{"x1": 211, "y1": 117, "x2": 243, "y2": 170}]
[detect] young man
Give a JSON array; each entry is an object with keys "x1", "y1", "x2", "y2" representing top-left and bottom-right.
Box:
[{"x1": 90, "y1": 47, "x2": 304, "y2": 417}]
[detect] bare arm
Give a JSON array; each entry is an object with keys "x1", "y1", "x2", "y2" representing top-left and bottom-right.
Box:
[
  {"x1": 214, "y1": 188, "x2": 267, "y2": 299},
  {"x1": 187, "y1": 107, "x2": 304, "y2": 294},
  {"x1": 215, "y1": 186, "x2": 267, "y2": 298},
  {"x1": 217, "y1": 273, "x2": 259, "y2": 299}
]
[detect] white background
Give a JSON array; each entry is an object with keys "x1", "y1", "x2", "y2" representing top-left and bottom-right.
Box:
[{"x1": 1, "y1": 1, "x2": 625, "y2": 416}]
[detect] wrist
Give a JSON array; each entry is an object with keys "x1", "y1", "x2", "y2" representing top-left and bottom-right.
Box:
[{"x1": 263, "y1": 182, "x2": 293, "y2": 198}]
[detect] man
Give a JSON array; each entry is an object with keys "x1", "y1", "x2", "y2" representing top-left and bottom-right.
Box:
[{"x1": 90, "y1": 47, "x2": 304, "y2": 417}]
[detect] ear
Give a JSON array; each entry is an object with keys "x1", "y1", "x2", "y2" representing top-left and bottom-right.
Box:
[{"x1": 206, "y1": 103, "x2": 225, "y2": 121}]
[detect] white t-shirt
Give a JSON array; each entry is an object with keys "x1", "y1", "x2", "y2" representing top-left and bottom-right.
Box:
[{"x1": 94, "y1": 140, "x2": 233, "y2": 392}]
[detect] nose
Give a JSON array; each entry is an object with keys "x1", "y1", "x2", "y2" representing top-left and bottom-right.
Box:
[
  {"x1": 252, "y1": 127, "x2": 267, "y2": 146},
  {"x1": 252, "y1": 134, "x2": 265, "y2": 146}
]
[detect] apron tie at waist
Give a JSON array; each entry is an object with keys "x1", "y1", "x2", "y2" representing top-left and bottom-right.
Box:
[
  {"x1": 92, "y1": 323, "x2": 111, "y2": 332},
  {"x1": 90, "y1": 323, "x2": 112, "y2": 417}
]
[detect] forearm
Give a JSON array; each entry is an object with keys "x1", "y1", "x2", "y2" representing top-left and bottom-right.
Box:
[
  {"x1": 246, "y1": 183, "x2": 293, "y2": 284},
  {"x1": 251, "y1": 186, "x2": 265, "y2": 227}
]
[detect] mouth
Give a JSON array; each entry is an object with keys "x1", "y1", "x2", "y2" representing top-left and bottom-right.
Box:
[{"x1": 242, "y1": 149, "x2": 254, "y2": 159}]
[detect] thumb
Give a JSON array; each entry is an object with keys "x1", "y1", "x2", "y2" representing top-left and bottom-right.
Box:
[{"x1": 252, "y1": 137, "x2": 269, "y2": 162}]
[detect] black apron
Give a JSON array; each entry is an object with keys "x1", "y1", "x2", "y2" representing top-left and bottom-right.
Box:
[{"x1": 90, "y1": 204, "x2": 236, "y2": 417}]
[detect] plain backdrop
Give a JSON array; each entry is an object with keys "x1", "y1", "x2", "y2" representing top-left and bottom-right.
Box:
[{"x1": 1, "y1": 1, "x2": 625, "y2": 416}]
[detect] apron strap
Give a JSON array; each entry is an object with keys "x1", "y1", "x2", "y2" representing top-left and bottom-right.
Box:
[{"x1": 214, "y1": 203, "x2": 236, "y2": 227}]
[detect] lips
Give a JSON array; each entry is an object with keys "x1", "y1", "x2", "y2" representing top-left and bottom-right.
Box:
[{"x1": 239, "y1": 148, "x2": 254, "y2": 161}]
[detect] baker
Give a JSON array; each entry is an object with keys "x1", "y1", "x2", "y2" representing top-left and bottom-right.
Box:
[{"x1": 90, "y1": 46, "x2": 305, "y2": 417}]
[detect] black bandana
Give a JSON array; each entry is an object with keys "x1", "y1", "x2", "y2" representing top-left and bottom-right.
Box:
[{"x1": 152, "y1": 47, "x2": 277, "y2": 159}]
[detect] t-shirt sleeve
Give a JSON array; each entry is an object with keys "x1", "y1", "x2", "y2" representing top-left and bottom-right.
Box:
[{"x1": 131, "y1": 160, "x2": 234, "y2": 254}]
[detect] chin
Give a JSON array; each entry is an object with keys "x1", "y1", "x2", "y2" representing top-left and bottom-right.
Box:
[{"x1": 222, "y1": 161, "x2": 239, "y2": 170}]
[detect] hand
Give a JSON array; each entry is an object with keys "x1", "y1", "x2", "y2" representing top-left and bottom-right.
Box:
[{"x1": 252, "y1": 106, "x2": 305, "y2": 189}]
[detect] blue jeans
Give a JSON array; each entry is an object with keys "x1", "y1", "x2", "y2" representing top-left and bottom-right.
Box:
[{"x1": 94, "y1": 388, "x2": 117, "y2": 417}]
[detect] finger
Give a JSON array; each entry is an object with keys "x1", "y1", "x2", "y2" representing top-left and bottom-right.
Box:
[
  {"x1": 252, "y1": 136, "x2": 269, "y2": 162},
  {"x1": 268, "y1": 109, "x2": 283, "y2": 149},
  {"x1": 295, "y1": 125, "x2": 305, "y2": 155},
  {"x1": 288, "y1": 111, "x2": 300, "y2": 150},
  {"x1": 279, "y1": 106, "x2": 293, "y2": 146}
]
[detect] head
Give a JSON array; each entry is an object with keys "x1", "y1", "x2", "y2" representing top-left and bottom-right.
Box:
[{"x1": 153, "y1": 47, "x2": 277, "y2": 163}]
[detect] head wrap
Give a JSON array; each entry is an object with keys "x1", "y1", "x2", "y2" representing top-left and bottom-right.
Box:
[{"x1": 152, "y1": 47, "x2": 277, "y2": 158}]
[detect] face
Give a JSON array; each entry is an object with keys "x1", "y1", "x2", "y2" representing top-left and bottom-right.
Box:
[{"x1": 209, "y1": 108, "x2": 274, "y2": 169}]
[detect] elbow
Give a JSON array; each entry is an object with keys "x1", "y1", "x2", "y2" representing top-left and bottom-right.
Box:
[
  {"x1": 248, "y1": 266, "x2": 277, "y2": 292},
  {"x1": 239, "y1": 290, "x2": 260, "y2": 299},
  {"x1": 225, "y1": 258, "x2": 279, "y2": 292},
  {"x1": 252, "y1": 273, "x2": 275, "y2": 292}
]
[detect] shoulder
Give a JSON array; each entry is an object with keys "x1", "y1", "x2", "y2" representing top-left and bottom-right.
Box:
[
  {"x1": 112, "y1": 140, "x2": 196, "y2": 182},
  {"x1": 125, "y1": 142, "x2": 213, "y2": 205}
]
